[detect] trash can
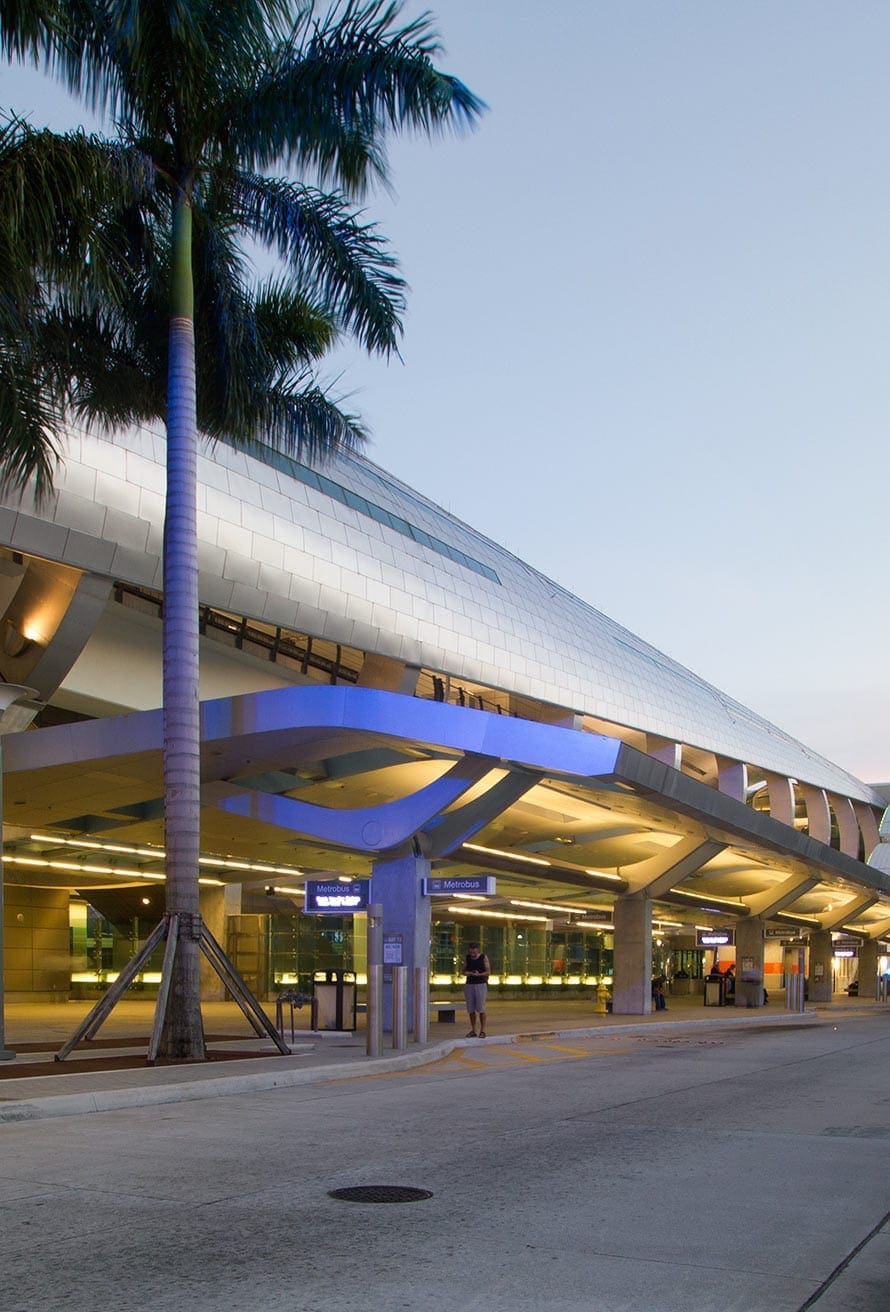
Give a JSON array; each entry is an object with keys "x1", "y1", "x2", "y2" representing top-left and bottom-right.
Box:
[
  {"x1": 312, "y1": 969, "x2": 357, "y2": 1031},
  {"x1": 704, "y1": 977, "x2": 724, "y2": 1006}
]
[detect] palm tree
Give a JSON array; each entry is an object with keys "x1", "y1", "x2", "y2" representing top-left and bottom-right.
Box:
[{"x1": 2, "y1": 1, "x2": 483, "y2": 1059}]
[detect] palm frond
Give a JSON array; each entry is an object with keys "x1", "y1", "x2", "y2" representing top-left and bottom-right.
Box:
[
  {"x1": 0, "y1": 114, "x2": 154, "y2": 294},
  {"x1": 0, "y1": 340, "x2": 62, "y2": 499},
  {"x1": 44, "y1": 297, "x2": 164, "y2": 427},
  {"x1": 253, "y1": 275, "x2": 337, "y2": 363},
  {"x1": 0, "y1": 0, "x2": 63, "y2": 60},
  {"x1": 0, "y1": 114, "x2": 157, "y2": 499},
  {"x1": 232, "y1": 170, "x2": 403, "y2": 354},
  {"x1": 235, "y1": 371, "x2": 367, "y2": 465},
  {"x1": 242, "y1": 0, "x2": 485, "y2": 193}
]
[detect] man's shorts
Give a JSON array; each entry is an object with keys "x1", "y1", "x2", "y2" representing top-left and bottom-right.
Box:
[{"x1": 465, "y1": 982, "x2": 488, "y2": 1013}]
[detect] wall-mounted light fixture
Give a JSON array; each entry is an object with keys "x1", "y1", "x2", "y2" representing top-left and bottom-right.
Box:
[{"x1": 1, "y1": 621, "x2": 30, "y2": 659}]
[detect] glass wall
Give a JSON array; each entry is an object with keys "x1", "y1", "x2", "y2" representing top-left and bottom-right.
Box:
[
  {"x1": 268, "y1": 912, "x2": 354, "y2": 992},
  {"x1": 671, "y1": 948, "x2": 704, "y2": 979},
  {"x1": 62, "y1": 901, "x2": 696, "y2": 999},
  {"x1": 431, "y1": 917, "x2": 612, "y2": 990},
  {"x1": 68, "y1": 896, "x2": 165, "y2": 994}
]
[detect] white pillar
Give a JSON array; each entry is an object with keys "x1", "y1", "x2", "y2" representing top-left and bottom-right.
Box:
[
  {"x1": 735, "y1": 917, "x2": 766, "y2": 1008},
  {"x1": 199, "y1": 885, "x2": 227, "y2": 1000},
  {"x1": 807, "y1": 930, "x2": 833, "y2": 1003},
  {"x1": 859, "y1": 940, "x2": 879, "y2": 998},
  {"x1": 612, "y1": 895, "x2": 652, "y2": 1015}
]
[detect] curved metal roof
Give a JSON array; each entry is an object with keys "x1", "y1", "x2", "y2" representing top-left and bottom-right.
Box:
[
  {"x1": 7, "y1": 424, "x2": 880, "y2": 806},
  {"x1": 247, "y1": 439, "x2": 878, "y2": 804}
]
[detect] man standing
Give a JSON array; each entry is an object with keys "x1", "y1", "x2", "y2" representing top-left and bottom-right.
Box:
[{"x1": 464, "y1": 942, "x2": 491, "y2": 1037}]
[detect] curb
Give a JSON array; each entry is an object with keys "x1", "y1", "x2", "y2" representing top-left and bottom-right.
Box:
[{"x1": 0, "y1": 1009, "x2": 826, "y2": 1123}]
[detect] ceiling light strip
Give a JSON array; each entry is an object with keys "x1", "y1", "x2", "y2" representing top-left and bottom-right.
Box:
[
  {"x1": 27, "y1": 833, "x2": 302, "y2": 877},
  {"x1": 463, "y1": 842, "x2": 552, "y2": 867},
  {"x1": 510, "y1": 898, "x2": 612, "y2": 914},
  {"x1": 445, "y1": 904, "x2": 549, "y2": 923}
]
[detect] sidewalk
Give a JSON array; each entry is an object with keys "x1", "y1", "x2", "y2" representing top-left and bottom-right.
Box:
[{"x1": 0, "y1": 992, "x2": 882, "y2": 1123}]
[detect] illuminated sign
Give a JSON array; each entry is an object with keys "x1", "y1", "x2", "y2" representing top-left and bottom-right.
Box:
[
  {"x1": 304, "y1": 879, "x2": 371, "y2": 915},
  {"x1": 696, "y1": 929, "x2": 734, "y2": 947},
  {"x1": 422, "y1": 876, "x2": 496, "y2": 896},
  {"x1": 833, "y1": 948, "x2": 857, "y2": 958}
]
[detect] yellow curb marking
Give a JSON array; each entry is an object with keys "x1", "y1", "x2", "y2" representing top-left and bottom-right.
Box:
[{"x1": 323, "y1": 1040, "x2": 635, "y2": 1085}]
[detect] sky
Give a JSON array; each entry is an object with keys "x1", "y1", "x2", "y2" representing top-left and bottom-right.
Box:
[{"x1": 4, "y1": 1, "x2": 890, "y2": 783}]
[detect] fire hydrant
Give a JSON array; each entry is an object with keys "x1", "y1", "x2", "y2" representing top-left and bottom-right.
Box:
[{"x1": 594, "y1": 978, "x2": 610, "y2": 1014}]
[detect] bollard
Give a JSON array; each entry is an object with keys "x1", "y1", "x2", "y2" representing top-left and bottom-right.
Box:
[
  {"x1": 366, "y1": 903, "x2": 383, "y2": 1058},
  {"x1": 392, "y1": 966, "x2": 407, "y2": 1052},
  {"x1": 413, "y1": 966, "x2": 429, "y2": 1044}
]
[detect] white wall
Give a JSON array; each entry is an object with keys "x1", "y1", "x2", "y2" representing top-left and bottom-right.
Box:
[{"x1": 55, "y1": 600, "x2": 304, "y2": 716}]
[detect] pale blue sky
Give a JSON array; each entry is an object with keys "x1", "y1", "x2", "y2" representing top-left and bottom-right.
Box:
[{"x1": 5, "y1": 2, "x2": 890, "y2": 781}]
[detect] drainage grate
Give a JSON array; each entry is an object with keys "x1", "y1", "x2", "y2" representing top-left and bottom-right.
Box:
[{"x1": 329, "y1": 1185, "x2": 433, "y2": 1204}]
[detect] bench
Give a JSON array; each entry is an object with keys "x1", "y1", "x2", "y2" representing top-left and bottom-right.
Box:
[{"x1": 356, "y1": 1000, "x2": 454, "y2": 1020}]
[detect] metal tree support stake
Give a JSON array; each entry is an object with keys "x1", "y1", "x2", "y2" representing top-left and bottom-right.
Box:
[{"x1": 56, "y1": 912, "x2": 290, "y2": 1063}]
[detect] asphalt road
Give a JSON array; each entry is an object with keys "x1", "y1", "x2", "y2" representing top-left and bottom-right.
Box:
[{"x1": 2, "y1": 1013, "x2": 889, "y2": 1311}]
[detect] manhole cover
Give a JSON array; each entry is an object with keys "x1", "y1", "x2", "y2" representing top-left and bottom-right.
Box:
[{"x1": 328, "y1": 1185, "x2": 433, "y2": 1204}]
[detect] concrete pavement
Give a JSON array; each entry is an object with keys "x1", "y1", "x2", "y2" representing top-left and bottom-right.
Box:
[
  {"x1": 2, "y1": 1003, "x2": 889, "y2": 1311},
  {"x1": 0, "y1": 992, "x2": 877, "y2": 1123}
]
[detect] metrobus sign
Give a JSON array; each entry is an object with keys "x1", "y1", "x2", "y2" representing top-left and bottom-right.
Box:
[
  {"x1": 304, "y1": 879, "x2": 371, "y2": 914},
  {"x1": 696, "y1": 929, "x2": 734, "y2": 947},
  {"x1": 422, "y1": 876, "x2": 497, "y2": 896}
]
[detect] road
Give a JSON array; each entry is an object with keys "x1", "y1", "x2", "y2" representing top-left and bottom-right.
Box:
[{"x1": 2, "y1": 1014, "x2": 889, "y2": 1311}]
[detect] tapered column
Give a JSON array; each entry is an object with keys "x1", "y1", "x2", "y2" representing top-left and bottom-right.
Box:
[
  {"x1": 612, "y1": 895, "x2": 652, "y2": 1015},
  {"x1": 371, "y1": 853, "x2": 431, "y2": 1032},
  {"x1": 859, "y1": 940, "x2": 879, "y2": 999},
  {"x1": 735, "y1": 917, "x2": 766, "y2": 1008},
  {"x1": 807, "y1": 930, "x2": 833, "y2": 1003},
  {"x1": 199, "y1": 886, "x2": 227, "y2": 1001}
]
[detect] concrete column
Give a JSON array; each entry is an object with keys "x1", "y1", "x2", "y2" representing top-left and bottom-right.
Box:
[
  {"x1": 764, "y1": 772, "x2": 795, "y2": 828},
  {"x1": 199, "y1": 885, "x2": 227, "y2": 1000},
  {"x1": 371, "y1": 853, "x2": 431, "y2": 1032},
  {"x1": 735, "y1": 917, "x2": 766, "y2": 1008},
  {"x1": 859, "y1": 940, "x2": 879, "y2": 999},
  {"x1": 828, "y1": 795, "x2": 860, "y2": 857},
  {"x1": 611, "y1": 895, "x2": 652, "y2": 1015},
  {"x1": 800, "y1": 786, "x2": 831, "y2": 844},
  {"x1": 807, "y1": 930, "x2": 833, "y2": 1003},
  {"x1": 853, "y1": 803, "x2": 880, "y2": 861}
]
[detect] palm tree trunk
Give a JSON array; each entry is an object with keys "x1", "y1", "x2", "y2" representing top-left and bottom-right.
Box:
[{"x1": 160, "y1": 192, "x2": 205, "y2": 1060}]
